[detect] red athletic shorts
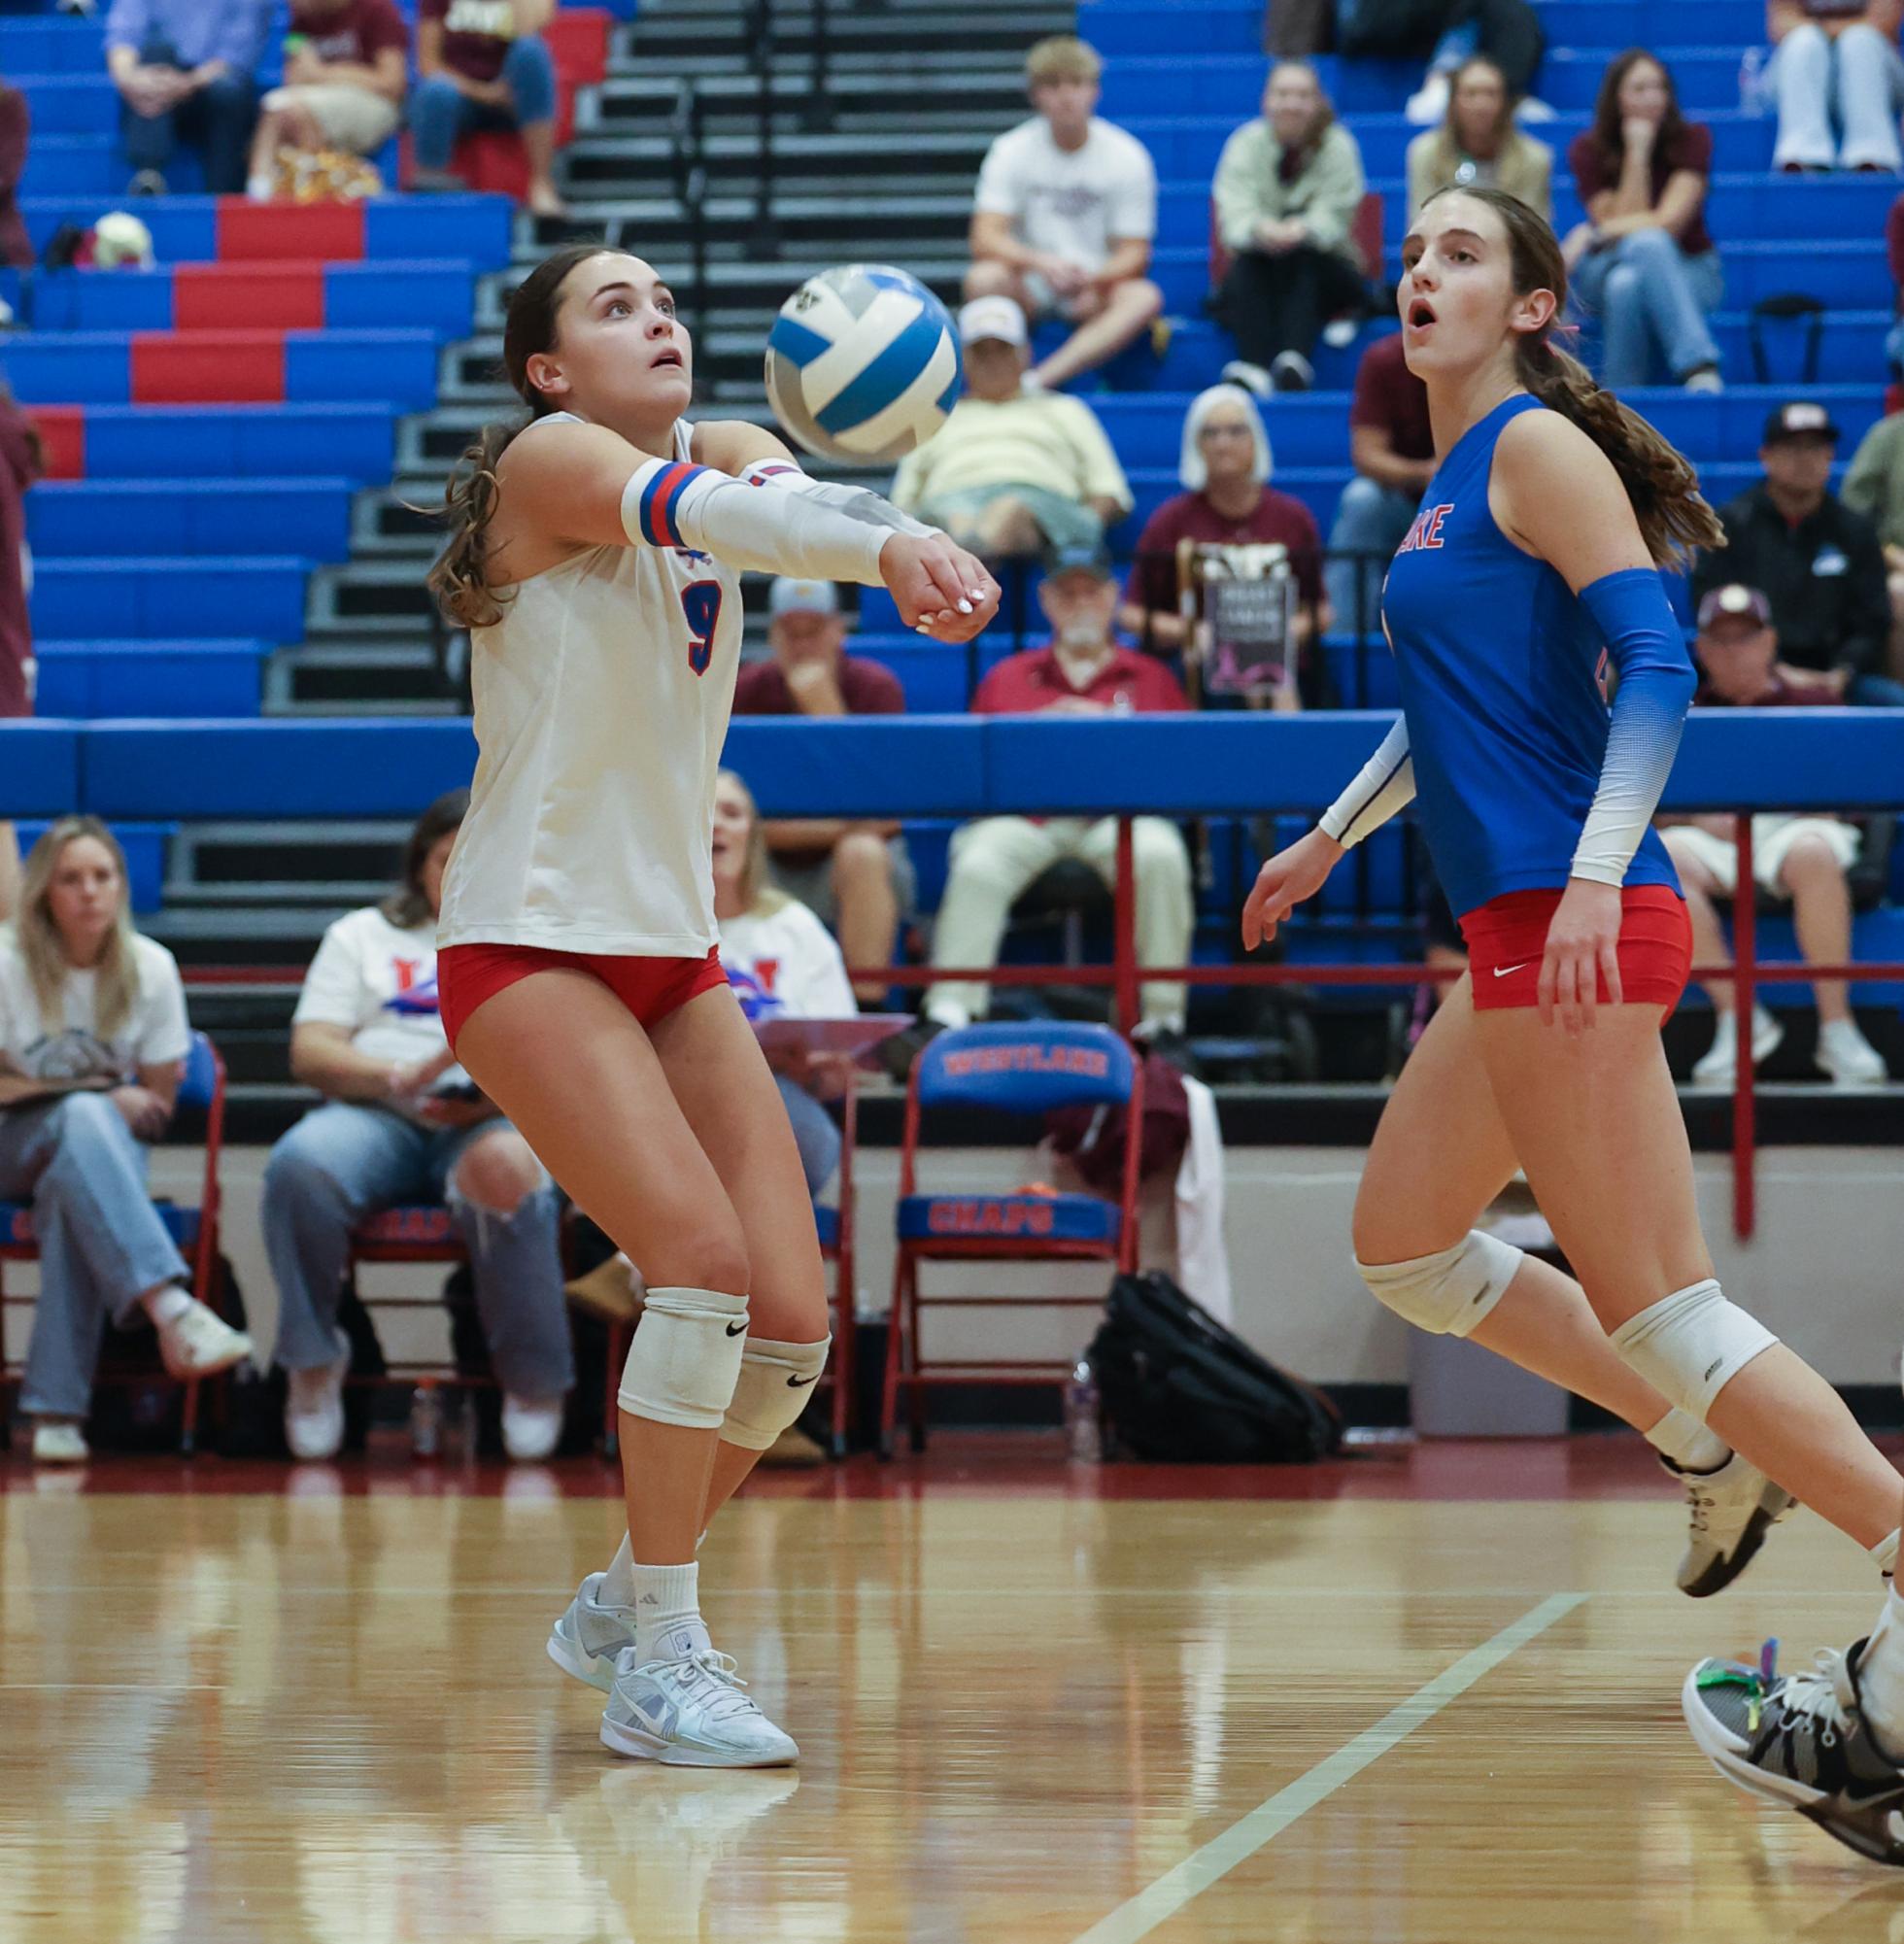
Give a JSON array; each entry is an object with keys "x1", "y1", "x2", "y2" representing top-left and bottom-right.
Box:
[
  {"x1": 436, "y1": 942, "x2": 729, "y2": 1052},
  {"x1": 1459, "y1": 884, "x2": 1691, "y2": 1013}
]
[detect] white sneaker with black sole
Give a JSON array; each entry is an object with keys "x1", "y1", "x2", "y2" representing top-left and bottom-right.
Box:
[
  {"x1": 1663, "y1": 1450, "x2": 1794, "y2": 1597},
  {"x1": 1684, "y1": 1638, "x2": 1904, "y2": 1865},
  {"x1": 547, "y1": 1571, "x2": 637, "y2": 1693},
  {"x1": 600, "y1": 1644, "x2": 799, "y2": 1767}
]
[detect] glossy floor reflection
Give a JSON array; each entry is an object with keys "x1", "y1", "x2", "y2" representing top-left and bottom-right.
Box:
[{"x1": 4, "y1": 1450, "x2": 1904, "y2": 1942}]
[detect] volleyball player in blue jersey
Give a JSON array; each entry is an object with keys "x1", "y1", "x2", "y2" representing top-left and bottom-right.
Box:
[{"x1": 1243, "y1": 186, "x2": 1904, "y2": 1862}]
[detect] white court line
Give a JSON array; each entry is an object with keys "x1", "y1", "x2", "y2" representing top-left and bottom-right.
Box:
[{"x1": 1070, "y1": 1590, "x2": 1587, "y2": 1944}]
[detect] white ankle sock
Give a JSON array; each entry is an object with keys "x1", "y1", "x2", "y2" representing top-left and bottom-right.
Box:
[
  {"x1": 1873, "y1": 1528, "x2": 1900, "y2": 1580},
  {"x1": 1858, "y1": 1579, "x2": 1904, "y2": 1755},
  {"x1": 141, "y1": 1284, "x2": 192, "y2": 1329},
  {"x1": 601, "y1": 1527, "x2": 710, "y2": 1609},
  {"x1": 1644, "y1": 1406, "x2": 1731, "y2": 1475},
  {"x1": 631, "y1": 1560, "x2": 709, "y2": 1663}
]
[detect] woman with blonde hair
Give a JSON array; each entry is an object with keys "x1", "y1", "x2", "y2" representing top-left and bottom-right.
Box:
[
  {"x1": 1407, "y1": 55, "x2": 1551, "y2": 219},
  {"x1": 0, "y1": 817, "x2": 251, "y2": 1462}
]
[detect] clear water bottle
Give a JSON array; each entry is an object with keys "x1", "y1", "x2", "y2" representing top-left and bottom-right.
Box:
[
  {"x1": 1739, "y1": 46, "x2": 1767, "y2": 117},
  {"x1": 1064, "y1": 1357, "x2": 1103, "y2": 1464},
  {"x1": 410, "y1": 1381, "x2": 443, "y2": 1459}
]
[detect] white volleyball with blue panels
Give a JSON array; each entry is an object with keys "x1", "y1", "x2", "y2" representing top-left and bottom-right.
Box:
[{"x1": 765, "y1": 264, "x2": 961, "y2": 463}]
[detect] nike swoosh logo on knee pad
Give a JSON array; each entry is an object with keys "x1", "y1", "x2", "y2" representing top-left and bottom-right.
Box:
[
  {"x1": 725, "y1": 1322, "x2": 746, "y2": 1336},
  {"x1": 787, "y1": 1374, "x2": 819, "y2": 1387}
]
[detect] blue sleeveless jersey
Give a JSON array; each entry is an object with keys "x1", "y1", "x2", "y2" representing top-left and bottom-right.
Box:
[{"x1": 1378, "y1": 393, "x2": 1682, "y2": 918}]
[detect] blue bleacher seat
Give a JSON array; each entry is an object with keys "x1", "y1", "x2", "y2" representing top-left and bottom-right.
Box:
[
  {"x1": 32, "y1": 642, "x2": 269, "y2": 720},
  {"x1": 29, "y1": 480, "x2": 354, "y2": 561}
]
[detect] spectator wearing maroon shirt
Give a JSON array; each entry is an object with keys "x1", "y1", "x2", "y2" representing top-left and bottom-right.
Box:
[
  {"x1": 1564, "y1": 50, "x2": 1722, "y2": 391},
  {"x1": 1324, "y1": 331, "x2": 1434, "y2": 634},
  {"x1": 1117, "y1": 385, "x2": 1329, "y2": 700},
  {"x1": 1659, "y1": 584, "x2": 1889, "y2": 1088},
  {"x1": 244, "y1": 0, "x2": 407, "y2": 197},
  {"x1": 732, "y1": 577, "x2": 912, "y2": 1006},
  {"x1": 923, "y1": 543, "x2": 1195, "y2": 1040},
  {"x1": 413, "y1": 0, "x2": 567, "y2": 219}
]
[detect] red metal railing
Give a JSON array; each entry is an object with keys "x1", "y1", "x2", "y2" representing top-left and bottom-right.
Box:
[{"x1": 185, "y1": 814, "x2": 1903, "y2": 1241}]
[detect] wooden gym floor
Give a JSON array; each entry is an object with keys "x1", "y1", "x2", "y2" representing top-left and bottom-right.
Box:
[{"x1": 4, "y1": 1435, "x2": 1903, "y2": 1944}]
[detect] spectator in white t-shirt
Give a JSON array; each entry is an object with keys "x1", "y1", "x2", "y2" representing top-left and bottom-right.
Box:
[
  {"x1": 261, "y1": 792, "x2": 572, "y2": 1462},
  {"x1": 966, "y1": 35, "x2": 1163, "y2": 392},
  {"x1": 0, "y1": 817, "x2": 252, "y2": 1465},
  {"x1": 713, "y1": 768, "x2": 855, "y2": 1199}
]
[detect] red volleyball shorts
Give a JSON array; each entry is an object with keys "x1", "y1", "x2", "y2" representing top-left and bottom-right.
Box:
[
  {"x1": 436, "y1": 942, "x2": 729, "y2": 1052},
  {"x1": 1459, "y1": 884, "x2": 1692, "y2": 1014}
]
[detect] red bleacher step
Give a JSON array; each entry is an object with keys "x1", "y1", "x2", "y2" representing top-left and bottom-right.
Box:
[
  {"x1": 131, "y1": 331, "x2": 286, "y2": 404},
  {"x1": 175, "y1": 263, "x2": 326, "y2": 332},
  {"x1": 215, "y1": 199, "x2": 364, "y2": 265},
  {"x1": 29, "y1": 406, "x2": 85, "y2": 480}
]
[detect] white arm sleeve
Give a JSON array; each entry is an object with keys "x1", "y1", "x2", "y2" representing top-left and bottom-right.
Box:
[
  {"x1": 1318, "y1": 719, "x2": 1416, "y2": 848},
  {"x1": 619, "y1": 458, "x2": 898, "y2": 586},
  {"x1": 738, "y1": 457, "x2": 939, "y2": 539}
]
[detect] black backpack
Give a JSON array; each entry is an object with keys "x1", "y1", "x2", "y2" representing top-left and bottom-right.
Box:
[{"x1": 1087, "y1": 1270, "x2": 1343, "y2": 1464}]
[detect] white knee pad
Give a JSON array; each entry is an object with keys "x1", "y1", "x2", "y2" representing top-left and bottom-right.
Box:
[
  {"x1": 1355, "y1": 1231, "x2": 1524, "y2": 1339},
  {"x1": 721, "y1": 1336, "x2": 832, "y2": 1452},
  {"x1": 617, "y1": 1285, "x2": 748, "y2": 1430},
  {"x1": 1610, "y1": 1279, "x2": 1778, "y2": 1423}
]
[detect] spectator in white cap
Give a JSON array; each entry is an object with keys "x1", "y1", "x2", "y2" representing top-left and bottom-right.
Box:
[
  {"x1": 732, "y1": 576, "x2": 914, "y2": 1005},
  {"x1": 1657, "y1": 582, "x2": 1890, "y2": 1089},
  {"x1": 889, "y1": 294, "x2": 1133, "y2": 561},
  {"x1": 966, "y1": 34, "x2": 1163, "y2": 392}
]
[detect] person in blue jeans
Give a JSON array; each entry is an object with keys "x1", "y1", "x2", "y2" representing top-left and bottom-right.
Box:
[
  {"x1": 1563, "y1": 51, "x2": 1724, "y2": 392},
  {"x1": 262, "y1": 793, "x2": 573, "y2": 1463},
  {"x1": 0, "y1": 819, "x2": 253, "y2": 1465},
  {"x1": 412, "y1": 0, "x2": 568, "y2": 217},
  {"x1": 103, "y1": 0, "x2": 268, "y2": 195}
]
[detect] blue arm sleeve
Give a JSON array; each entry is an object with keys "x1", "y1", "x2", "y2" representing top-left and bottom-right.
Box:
[{"x1": 1571, "y1": 566, "x2": 1697, "y2": 887}]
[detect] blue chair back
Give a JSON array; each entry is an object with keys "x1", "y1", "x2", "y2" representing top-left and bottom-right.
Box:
[
  {"x1": 179, "y1": 1031, "x2": 220, "y2": 1109},
  {"x1": 914, "y1": 1022, "x2": 1136, "y2": 1115}
]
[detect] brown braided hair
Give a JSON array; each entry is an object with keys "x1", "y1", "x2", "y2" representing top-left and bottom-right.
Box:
[
  {"x1": 426, "y1": 243, "x2": 617, "y2": 629},
  {"x1": 1421, "y1": 184, "x2": 1724, "y2": 567}
]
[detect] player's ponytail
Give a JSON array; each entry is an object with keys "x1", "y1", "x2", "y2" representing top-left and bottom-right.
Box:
[
  {"x1": 427, "y1": 243, "x2": 610, "y2": 629},
  {"x1": 1427, "y1": 185, "x2": 1725, "y2": 568}
]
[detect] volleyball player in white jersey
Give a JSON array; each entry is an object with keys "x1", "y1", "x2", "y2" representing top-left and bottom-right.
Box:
[{"x1": 426, "y1": 244, "x2": 999, "y2": 1767}]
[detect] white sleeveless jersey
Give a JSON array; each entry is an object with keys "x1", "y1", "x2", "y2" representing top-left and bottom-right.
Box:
[{"x1": 437, "y1": 415, "x2": 744, "y2": 956}]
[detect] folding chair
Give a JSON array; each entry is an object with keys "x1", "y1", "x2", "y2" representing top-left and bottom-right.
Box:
[
  {"x1": 882, "y1": 1022, "x2": 1143, "y2": 1455},
  {"x1": 0, "y1": 1031, "x2": 232, "y2": 1454},
  {"x1": 343, "y1": 1203, "x2": 478, "y2": 1430}
]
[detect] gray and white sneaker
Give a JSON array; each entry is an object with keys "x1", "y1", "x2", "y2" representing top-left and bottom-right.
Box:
[
  {"x1": 1684, "y1": 1638, "x2": 1904, "y2": 1865},
  {"x1": 1665, "y1": 1451, "x2": 1794, "y2": 1597},
  {"x1": 601, "y1": 1646, "x2": 799, "y2": 1768},
  {"x1": 546, "y1": 1572, "x2": 637, "y2": 1693}
]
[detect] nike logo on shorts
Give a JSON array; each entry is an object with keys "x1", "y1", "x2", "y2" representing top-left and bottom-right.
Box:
[
  {"x1": 787, "y1": 1373, "x2": 819, "y2": 1388},
  {"x1": 725, "y1": 1321, "x2": 746, "y2": 1336},
  {"x1": 1492, "y1": 961, "x2": 1535, "y2": 978}
]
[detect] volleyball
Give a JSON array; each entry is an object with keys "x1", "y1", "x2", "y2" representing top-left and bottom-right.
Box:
[{"x1": 765, "y1": 264, "x2": 961, "y2": 464}]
